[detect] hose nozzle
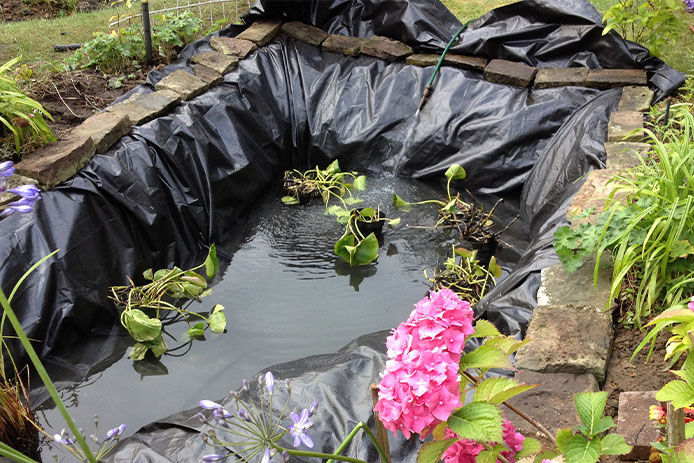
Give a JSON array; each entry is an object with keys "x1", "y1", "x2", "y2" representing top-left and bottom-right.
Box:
[{"x1": 417, "y1": 85, "x2": 433, "y2": 112}]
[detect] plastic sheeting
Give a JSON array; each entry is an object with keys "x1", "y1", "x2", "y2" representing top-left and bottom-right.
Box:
[{"x1": 0, "y1": 0, "x2": 684, "y2": 459}]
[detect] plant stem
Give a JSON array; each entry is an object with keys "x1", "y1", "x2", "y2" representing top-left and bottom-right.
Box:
[
  {"x1": 370, "y1": 384, "x2": 391, "y2": 463},
  {"x1": 324, "y1": 420, "x2": 390, "y2": 463},
  {"x1": 0, "y1": 288, "x2": 98, "y2": 463},
  {"x1": 0, "y1": 441, "x2": 39, "y2": 463},
  {"x1": 666, "y1": 402, "x2": 685, "y2": 448},
  {"x1": 272, "y1": 443, "x2": 370, "y2": 463}
]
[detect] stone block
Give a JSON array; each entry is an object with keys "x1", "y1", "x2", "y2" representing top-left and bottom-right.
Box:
[
  {"x1": 360, "y1": 36, "x2": 413, "y2": 61},
  {"x1": 190, "y1": 52, "x2": 239, "y2": 75},
  {"x1": 515, "y1": 305, "x2": 613, "y2": 382},
  {"x1": 608, "y1": 111, "x2": 644, "y2": 142},
  {"x1": 281, "y1": 21, "x2": 328, "y2": 46},
  {"x1": 406, "y1": 54, "x2": 438, "y2": 67},
  {"x1": 507, "y1": 370, "x2": 598, "y2": 440},
  {"x1": 618, "y1": 86, "x2": 654, "y2": 112},
  {"x1": 321, "y1": 34, "x2": 366, "y2": 56},
  {"x1": 0, "y1": 174, "x2": 38, "y2": 207},
  {"x1": 537, "y1": 257, "x2": 613, "y2": 311},
  {"x1": 604, "y1": 142, "x2": 651, "y2": 170},
  {"x1": 484, "y1": 59, "x2": 537, "y2": 87},
  {"x1": 106, "y1": 90, "x2": 181, "y2": 126},
  {"x1": 236, "y1": 20, "x2": 281, "y2": 47},
  {"x1": 567, "y1": 169, "x2": 626, "y2": 226},
  {"x1": 533, "y1": 67, "x2": 589, "y2": 88},
  {"x1": 15, "y1": 136, "x2": 95, "y2": 189},
  {"x1": 209, "y1": 36, "x2": 257, "y2": 58},
  {"x1": 155, "y1": 70, "x2": 209, "y2": 101},
  {"x1": 617, "y1": 391, "x2": 661, "y2": 460},
  {"x1": 443, "y1": 54, "x2": 488, "y2": 71},
  {"x1": 585, "y1": 69, "x2": 647, "y2": 90},
  {"x1": 69, "y1": 111, "x2": 132, "y2": 154},
  {"x1": 192, "y1": 64, "x2": 224, "y2": 86}
]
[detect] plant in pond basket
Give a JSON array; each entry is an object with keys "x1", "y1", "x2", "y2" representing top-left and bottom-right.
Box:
[
  {"x1": 109, "y1": 244, "x2": 226, "y2": 360},
  {"x1": 332, "y1": 206, "x2": 400, "y2": 266},
  {"x1": 282, "y1": 160, "x2": 366, "y2": 208}
]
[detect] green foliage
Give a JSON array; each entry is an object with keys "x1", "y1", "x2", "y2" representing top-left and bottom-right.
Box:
[
  {"x1": 332, "y1": 207, "x2": 397, "y2": 266},
  {"x1": 656, "y1": 355, "x2": 694, "y2": 409},
  {"x1": 110, "y1": 245, "x2": 226, "y2": 360},
  {"x1": 602, "y1": 0, "x2": 684, "y2": 56},
  {"x1": 282, "y1": 160, "x2": 365, "y2": 208},
  {"x1": 447, "y1": 402, "x2": 503, "y2": 443}
]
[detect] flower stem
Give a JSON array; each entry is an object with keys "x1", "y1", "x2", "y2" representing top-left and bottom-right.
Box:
[
  {"x1": 323, "y1": 421, "x2": 390, "y2": 463},
  {"x1": 272, "y1": 444, "x2": 370, "y2": 463},
  {"x1": 0, "y1": 441, "x2": 39, "y2": 463}
]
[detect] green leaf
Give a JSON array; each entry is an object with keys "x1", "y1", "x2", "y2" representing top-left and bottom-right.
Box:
[
  {"x1": 670, "y1": 438, "x2": 694, "y2": 463},
  {"x1": 353, "y1": 175, "x2": 367, "y2": 191},
  {"x1": 187, "y1": 322, "x2": 206, "y2": 338},
  {"x1": 445, "y1": 164, "x2": 467, "y2": 180},
  {"x1": 154, "y1": 268, "x2": 173, "y2": 281},
  {"x1": 416, "y1": 438, "x2": 458, "y2": 463},
  {"x1": 142, "y1": 268, "x2": 153, "y2": 280},
  {"x1": 516, "y1": 437, "x2": 542, "y2": 459},
  {"x1": 349, "y1": 233, "x2": 379, "y2": 266},
  {"x1": 388, "y1": 218, "x2": 401, "y2": 226},
  {"x1": 670, "y1": 240, "x2": 694, "y2": 258},
  {"x1": 343, "y1": 196, "x2": 364, "y2": 206},
  {"x1": 122, "y1": 309, "x2": 162, "y2": 342},
  {"x1": 655, "y1": 380, "x2": 694, "y2": 409},
  {"x1": 208, "y1": 304, "x2": 226, "y2": 333},
  {"x1": 282, "y1": 195, "x2": 300, "y2": 205},
  {"x1": 326, "y1": 205, "x2": 349, "y2": 217},
  {"x1": 447, "y1": 402, "x2": 503, "y2": 443},
  {"x1": 686, "y1": 420, "x2": 694, "y2": 439},
  {"x1": 459, "y1": 344, "x2": 512, "y2": 371},
  {"x1": 574, "y1": 392, "x2": 608, "y2": 435},
  {"x1": 393, "y1": 194, "x2": 412, "y2": 210},
  {"x1": 564, "y1": 435, "x2": 601, "y2": 463},
  {"x1": 471, "y1": 319, "x2": 502, "y2": 338},
  {"x1": 147, "y1": 335, "x2": 168, "y2": 358},
  {"x1": 476, "y1": 445, "x2": 505, "y2": 463},
  {"x1": 488, "y1": 257, "x2": 502, "y2": 278},
  {"x1": 359, "y1": 207, "x2": 376, "y2": 219},
  {"x1": 324, "y1": 159, "x2": 340, "y2": 174},
  {"x1": 473, "y1": 377, "x2": 537, "y2": 405},
  {"x1": 674, "y1": 354, "x2": 694, "y2": 386},
  {"x1": 483, "y1": 336, "x2": 529, "y2": 356},
  {"x1": 129, "y1": 342, "x2": 148, "y2": 361},
  {"x1": 335, "y1": 233, "x2": 355, "y2": 263},
  {"x1": 599, "y1": 433, "x2": 632, "y2": 456},
  {"x1": 556, "y1": 428, "x2": 575, "y2": 451},
  {"x1": 204, "y1": 244, "x2": 218, "y2": 280},
  {"x1": 534, "y1": 450, "x2": 561, "y2": 463}
]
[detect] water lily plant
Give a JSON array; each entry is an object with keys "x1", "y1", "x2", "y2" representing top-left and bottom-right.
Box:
[{"x1": 282, "y1": 160, "x2": 366, "y2": 208}]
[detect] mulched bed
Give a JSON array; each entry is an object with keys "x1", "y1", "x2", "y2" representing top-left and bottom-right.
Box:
[{"x1": 0, "y1": 0, "x2": 105, "y2": 22}]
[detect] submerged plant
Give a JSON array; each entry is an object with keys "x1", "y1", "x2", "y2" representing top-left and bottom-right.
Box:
[
  {"x1": 110, "y1": 245, "x2": 226, "y2": 360},
  {"x1": 332, "y1": 207, "x2": 399, "y2": 266},
  {"x1": 282, "y1": 160, "x2": 366, "y2": 208}
]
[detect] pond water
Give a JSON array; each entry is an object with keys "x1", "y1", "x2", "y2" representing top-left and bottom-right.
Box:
[{"x1": 36, "y1": 175, "x2": 526, "y2": 459}]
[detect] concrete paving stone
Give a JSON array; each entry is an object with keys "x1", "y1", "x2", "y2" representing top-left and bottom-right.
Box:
[
  {"x1": 15, "y1": 136, "x2": 95, "y2": 189},
  {"x1": 360, "y1": 35, "x2": 413, "y2": 61},
  {"x1": 604, "y1": 142, "x2": 651, "y2": 170},
  {"x1": 533, "y1": 67, "x2": 589, "y2": 88},
  {"x1": 586, "y1": 69, "x2": 648, "y2": 90},
  {"x1": 617, "y1": 391, "x2": 661, "y2": 461},
  {"x1": 69, "y1": 111, "x2": 132, "y2": 154},
  {"x1": 190, "y1": 52, "x2": 239, "y2": 75},
  {"x1": 235, "y1": 20, "x2": 281, "y2": 47},
  {"x1": 484, "y1": 59, "x2": 537, "y2": 87},
  {"x1": 443, "y1": 54, "x2": 488, "y2": 71},
  {"x1": 608, "y1": 111, "x2": 644, "y2": 142},
  {"x1": 209, "y1": 36, "x2": 256, "y2": 58},
  {"x1": 321, "y1": 34, "x2": 366, "y2": 56},
  {"x1": 618, "y1": 86, "x2": 654, "y2": 112},
  {"x1": 515, "y1": 304, "x2": 613, "y2": 382},
  {"x1": 0, "y1": 174, "x2": 38, "y2": 207},
  {"x1": 192, "y1": 64, "x2": 224, "y2": 86},
  {"x1": 537, "y1": 256, "x2": 613, "y2": 311},
  {"x1": 106, "y1": 90, "x2": 181, "y2": 126},
  {"x1": 281, "y1": 21, "x2": 328, "y2": 46},
  {"x1": 155, "y1": 69, "x2": 209, "y2": 101}
]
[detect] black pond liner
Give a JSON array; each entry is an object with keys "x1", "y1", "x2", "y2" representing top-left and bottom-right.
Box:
[{"x1": 0, "y1": 0, "x2": 683, "y2": 460}]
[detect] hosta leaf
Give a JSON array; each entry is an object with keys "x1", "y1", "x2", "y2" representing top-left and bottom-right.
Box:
[
  {"x1": 599, "y1": 433, "x2": 632, "y2": 456},
  {"x1": 447, "y1": 402, "x2": 503, "y2": 443},
  {"x1": 564, "y1": 435, "x2": 600, "y2": 463},
  {"x1": 416, "y1": 438, "x2": 458, "y2": 463},
  {"x1": 459, "y1": 344, "x2": 511, "y2": 371},
  {"x1": 574, "y1": 392, "x2": 608, "y2": 435}
]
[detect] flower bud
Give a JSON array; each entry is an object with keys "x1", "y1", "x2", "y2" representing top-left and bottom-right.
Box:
[{"x1": 308, "y1": 401, "x2": 319, "y2": 416}]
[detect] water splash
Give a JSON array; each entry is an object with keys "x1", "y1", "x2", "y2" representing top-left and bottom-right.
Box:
[{"x1": 383, "y1": 109, "x2": 421, "y2": 174}]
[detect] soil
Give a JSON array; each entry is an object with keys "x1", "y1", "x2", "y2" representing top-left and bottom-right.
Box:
[{"x1": 0, "y1": 0, "x2": 105, "y2": 22}]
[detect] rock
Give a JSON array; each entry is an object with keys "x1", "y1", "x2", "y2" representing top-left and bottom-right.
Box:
[
  {"x1": 209, "y1": 36, "x2": 257, "y2": 58},
  {"x1": 106, "y1": 90, "x2": 181, "y2": 126},
  {"x1": 190, "y1": 52, "x2": 239, "y2": 75},
  {"x1": 192, "y1": 64, "x2": 224, "y2": 86},
  {"x1": 360, "y1": 36, "x2": 413, "y2": 61},
  {"x1": 618, "y1": 86, "x2": 654, "y2": 112},
  {"x1": 406, "y1": 54, "x2": 439, "y2": 67},
  {"x1": 69, "y1": 111, "x2": 132, "y2": 154},
  {"x1": 281, "y1": 21, "x2": 328, "y2": 46},
  {"x1": 507, "y1": 370, "x2": 598, "y2": 441},
  {"x1": 155, "y1": 70, "x2": 209, "y2": 101},
  {"x1": 443, "y1": 54, "x2": 488, "y2": 71},
  {"x1": 533, "y1": 67, "x2": 589, "y2": 88},
  {"x1": 15, "y1": 136, "x2": 95, "y2": 189},
  {"x1": 537, "y1": 256, "x2": 613, "y2": 311},
  {"x1": 585, "y1": 69, "x2": 648, "y2": 90},
  {"x1": 321, "y1": 35, "x2": 366, "y2": 56},
  {"x1": 0, "y1": 174, "x2": 38, "y2": 207},
  {"x1": 515, "y1": 305, "x2": 613, "y2": 383},
  {"x1": 604, "y1": 142, "x2": 651, "y2": 170},
  {"x1": 608, "y1": 111, "x2": 644, "y2": 142},
  {"x1": 617, "y1": 391, "x2": 661, "y2": 460},
  {"x1": 236, "y1": 20, "x2": 281, "y2": 47},
  {"x1": 484, "y1": 59, "x2": 537, "y2": 87},
  {"x1": 566, "y1": 169, "x2": 626, "y2": 225}
]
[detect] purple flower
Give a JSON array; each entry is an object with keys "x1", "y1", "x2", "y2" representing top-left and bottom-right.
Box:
[
  {"x1": 261, "y1": 448, "x2": 272, "y2": 463},
  {"x1": 282, "y1": 450, "x2": 289, "y2": 463},
  {"x1": 238, "y1": 408, "x2": 251, "y2": 422},
  {"x1": 105, "y1": 423, "x2": 126, "y2": 441},
  {"x1": 53, "y1": 429, "x2": 75, "y2": 445},
  {"x1": 0, "y1": 161, "x2": 14, "y2": 177},
  {"x1": 685, "y1": 0, "x2": 694, "y2": 11},
  {"x1": 308, "y1": 401, "x2": 319, "y2": 416},
  {"x1": 8, "y1": 184, "x2": 39, "y2": 200},
  {"x1": 288, "y1": 409, "x2": 313, "y2": 448},
  {"x1": 202, "y1": 455, "x2": 227, "y2": 462},
  {"x1": 265, "y1": 371, "x2": 274, "y2": 394},
  {"x1": 199, "y1": 400, "x2": 223, "y2": 410}
]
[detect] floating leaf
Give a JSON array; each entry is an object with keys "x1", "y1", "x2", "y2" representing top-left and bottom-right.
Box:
[
  {"x1": 204, "y1": 244, "x2": 219, "y2": 279},
  {"x1": 130, "y1": 343, "x2": 148, "y2": 361},
  {"x1": 208, "y1": 304, "x2": 226, "y2": 333},
  {"x1": 187, "y1": 322, "x2": 206, "y2": 338},
  {"x1": 392, "y1": 194, "x2": 412, "y2": 210},
  {"x1": 416, "y1": 438, "x2": 458, "y2": 463},
  {"x1": 148, "y1": 336, "x2": 167, "y2": 358},
  {"x1": 334, "y1": 233, "x2": 356, "y2": 264},
  {"x1": 282, "y1": 196, "x2": 300, "y2": 205},
  {"x1": 123, "y1": 309, "x2": 162, "y2": 342},
  {"x1": 142, "y1": 268, "x2": 154, "y2": 280},
  {"x1": 350, "y1": 233, "x2": 379, "y2": 266},
  {"x1": 445, "y1": 164, "x2": 467, "y2": 180}
]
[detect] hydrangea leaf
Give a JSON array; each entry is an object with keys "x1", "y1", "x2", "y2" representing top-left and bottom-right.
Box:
[
  {"x1": 573, "y1": 392, "x2": 608, "y2": 435},
  {"x1": 473, "y1": 377, "x2": 537, "y2": 405},
  {"x1": 416, "y1": 438, "x2": 458, "y2": 463},
  {"x1": 576, "y1": 416, "x2": 615, "y2": 436},
  {"x1": 599, "y1": 433, "x2": 632, "y2": 456},
  {"x1": 204, "y1": 244, "x2": 219, "y2": 280},
  {"x1": 447, "y1": 402, "x2": 503, "y2": 443},
  {"x1": 459, "y1": 344, "x2": 512, "y2": 371},
  {"x1": 655, "y1": 380, "x2": 694, "y2": 409},
  {"x1": 516, "y1": 437, "x2": 542, "y2": 459},
  {"x1": 556, "y1": 428, "x2": 575, "y2": 451},
  {"x1": 564, "y1": 434, "x2": 600, "y2": 463},
  {"x1": 471, "y1": 319, "x2": 501, "y2": 338}
]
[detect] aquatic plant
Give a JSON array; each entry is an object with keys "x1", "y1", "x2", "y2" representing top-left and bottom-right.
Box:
[
  {"x1": 332, "y1": 207, "x2": 399, "y2": 266},
  {"x1": 282, "y1": 160, "x2": 366, "y2": 208}
]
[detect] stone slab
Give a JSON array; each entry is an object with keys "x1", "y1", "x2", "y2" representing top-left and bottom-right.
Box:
[
  {"x1": 209, "y1": 36, "x2": 256, "y2": 58},
  {"x1": 484, "y1": 59, "x2": 537, "y2": 87},
  {"x1": 106, "y1": 90, "x2": 181, "y2": 126},
  {"x1": 321, "y1": 34, "x2": 366, "y2": 56},
  {"x1": 360, "y1": 36, "x2": 413, "y2": 61},
  {"x1": 507, "y1": 370, "x2": 598, "y2": 440},
  {"x1": 281, "y1": 21, "x2": 328, "y2": 46},
  {"x1": 533, "y1": 67, "x2": 589, "y2": 88},
  {"x1": 69, "y1": 111, "x2": 132, "y2": 154},
  {"x1": 537, "y1": 257, "x2": 613, "y2": 311},
  {"x1": 515, "y1": 304, "x2": 613, "y2": 382},
  {"x1": 236, "y1": 20, "x2": 281, "y2": 47},
  {"x1": 190, "y1": 52, "x2": 239, "y2": 75},
  {"x1": 15, "y1": 136, "x2": 95, "y2": 189},
  {"x1": 567, "y1": 169, "x2": 625, "y2": 226},
  {"x1": 406, "y1": 54, "x2": 438, "y2": 67},
  {"x1": 618, "y1": 86, "x2": 654, "y2": 112},
  {"x1": 617, "y1": 391, "x2": 661, "y2": 460},
  {"x1": 605, "y1": 142, "x2": 651, "y2": 170},
  {"x1": 0, "y1": 174, "x2": 38, "y2": 207},
  {"x1": 585, "y1": 69, "x2": 647, "y2": 90},
  {"x1": 443, "y1": 54, "x2": 488, "y2": 71},
  {"x1": 608, "y1": 111, "x2": 644, "y2": 142},
  {"x1": 155, "y1": 70, "x2": 209, "y2": 101},
  {"x1": 192, "y1": 64, "x2": 224, "y2": 86}
]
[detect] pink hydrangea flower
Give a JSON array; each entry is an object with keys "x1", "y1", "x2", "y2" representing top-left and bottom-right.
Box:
[
  {"x1": 374, "y1": 288, "x2": 474, "y2": 438},
  {"x1": 442, "y1": 419, "x2": 525, "y2": 463}
]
